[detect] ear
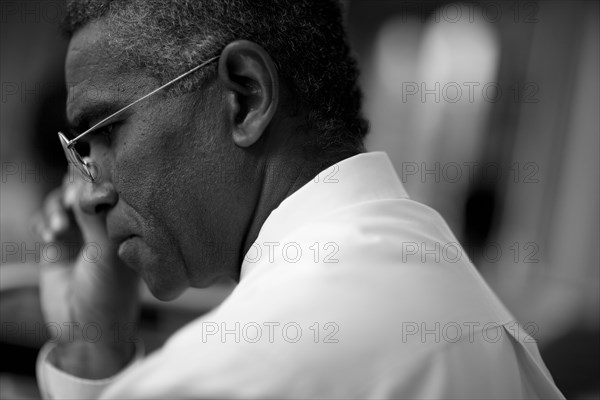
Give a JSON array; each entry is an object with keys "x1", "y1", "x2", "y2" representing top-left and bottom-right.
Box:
[{"x1": 218, "y1": 40, "x2": 279, "y2": 148}]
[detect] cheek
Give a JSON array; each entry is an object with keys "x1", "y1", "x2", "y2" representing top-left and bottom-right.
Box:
[
  {"x1": 114, "y1": 119, "x2": 179, "y2": 204},
  {"x1": 113, "y1": 130, "x2": 193, "y2": 294},
  {"x1": 111, "y1": 97, "x2": 230, "y2": 261},
  {"x1": 113, "y1": 118, "x2": 204, "y2": 242}
]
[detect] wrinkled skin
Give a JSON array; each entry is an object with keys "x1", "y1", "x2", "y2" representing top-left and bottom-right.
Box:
[
  {"x1": 34, "y1": 18, "x2": 329, "y2": 378},
  {"x1": 65, "y1": 21, "x2": 268, "y2": 301}
]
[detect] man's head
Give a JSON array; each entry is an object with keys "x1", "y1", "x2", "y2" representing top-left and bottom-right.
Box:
[{"x1": 63, "y1": 0, "x2": 368, "y2": 300}]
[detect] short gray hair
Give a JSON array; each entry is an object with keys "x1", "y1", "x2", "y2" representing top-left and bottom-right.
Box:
[{"x1": 63, "y1": 0, "x2": 369, "y2": 152}]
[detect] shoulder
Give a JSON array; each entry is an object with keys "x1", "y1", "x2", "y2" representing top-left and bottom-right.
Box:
[
  {"x1": 101, "y1": 197, "x2": 560, "y2": 398},
  {"x1": 242, "y1": 197, "x2": 511, "y2": 326}
]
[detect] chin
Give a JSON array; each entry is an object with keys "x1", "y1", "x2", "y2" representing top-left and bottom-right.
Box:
[
  {"x1": 137, "y1": 257, "x2": 190, "y2": 302},
  {"x1": 127, "y1": 239, "x2": 190, "y2": 301}
]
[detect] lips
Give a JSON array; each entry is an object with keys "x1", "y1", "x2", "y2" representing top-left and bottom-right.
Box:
[
  {"x1": 109, "y1": 231, "x2": 136, "y2": 247},
  {"x1": 106, "y1": 209, "x2": 143, "y2": 269},
  {"x1": 106, "y1": 211, "x2": 139, "y2": 246},
  {"x1": 116, "y1": 236, "x2": 141, "y2": 272},
  {"x1": 118, "y1": 235, "x2": 138, "y2": 257},
  {"x1": 116, "y1": 235, "x2": 136, "y2": 253}
]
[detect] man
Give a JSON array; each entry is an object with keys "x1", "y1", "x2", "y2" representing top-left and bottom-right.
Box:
[{"x1": 33, "y1": 0, "x2": 565, "y2": 398}]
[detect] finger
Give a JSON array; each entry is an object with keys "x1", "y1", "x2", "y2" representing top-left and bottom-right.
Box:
[
  {"x1": 63, "y1": 179, "x2": 80, "y2": 208},
  {"x1": 71, "y1": 185, "x2": 109, "y2": 245},
  {"x1": 39, "y1": 261, "x2": 74, "y2": 323},
  {"x1": 29, "y1": 212, "x2": 53, "y2": 243},
  {"x1": 62, "y1": 165, "x2": 90, "y2": 209},
  {"x1": 44, "y1": 188, "x2": 70, "y2": 233}
]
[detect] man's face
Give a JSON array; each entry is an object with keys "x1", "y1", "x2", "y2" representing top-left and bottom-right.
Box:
[{"x1": 65, "y1": 22, "x2": 250, "y2": 300}]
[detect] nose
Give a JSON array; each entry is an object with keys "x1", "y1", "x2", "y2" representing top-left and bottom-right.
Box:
[
  {"x1": 79, "y1": 180, "x2": 118, "y2": 215},
  {"x1": 77, "y1": 151, "x2": 118, "y2": 214},
  {"x1": 78, "y1": 162, "x2": 118, "y2": 215}
]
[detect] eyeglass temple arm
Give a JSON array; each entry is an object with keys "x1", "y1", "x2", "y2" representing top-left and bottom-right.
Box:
[{"x1": 69, "y1": 56, "x2": 220, "y2": 144}]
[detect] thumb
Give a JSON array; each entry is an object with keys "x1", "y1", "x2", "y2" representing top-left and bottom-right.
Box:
[
  {"x1": 72, "y1": 185, "x2": 109, "y2": 246},
  {"x1": 64, "y1": 173, "x2": 110, "y2": 248}
]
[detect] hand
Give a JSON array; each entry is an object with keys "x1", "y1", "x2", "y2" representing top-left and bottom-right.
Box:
[{"x1": 32, "y1": 170, "x2": 140, "y2": 379}]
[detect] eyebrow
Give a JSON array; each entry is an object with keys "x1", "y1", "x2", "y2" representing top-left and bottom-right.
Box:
[
  {"x1": 67, "y1": 101, "x2": 128, "y2": 137},
  {"x1": 66, "y1": 56, "x2": 221, "y2": 141}
]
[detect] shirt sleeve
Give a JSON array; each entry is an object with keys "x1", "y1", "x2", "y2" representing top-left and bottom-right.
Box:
[{"x1": 36, "y1": 341, "x2": 145, "y2": 400}]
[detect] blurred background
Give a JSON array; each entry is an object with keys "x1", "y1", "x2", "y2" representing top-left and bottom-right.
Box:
[{"x1": 1, "y1": 0, "x2": 598, "y2": 398}]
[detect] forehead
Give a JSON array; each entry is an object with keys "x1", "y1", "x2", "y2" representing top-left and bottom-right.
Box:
[{"x1": 65, "y1": 21, "x2": 156, "y2": 125}]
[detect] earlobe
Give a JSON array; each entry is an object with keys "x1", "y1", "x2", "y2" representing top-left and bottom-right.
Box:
[{"x1": 218, "y1": 40, "x2": 279, "y2": 148}]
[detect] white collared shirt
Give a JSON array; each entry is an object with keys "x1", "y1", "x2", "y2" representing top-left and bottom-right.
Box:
[{"x1": 37, "y1": 152, "x2": 565, "y2": 399}]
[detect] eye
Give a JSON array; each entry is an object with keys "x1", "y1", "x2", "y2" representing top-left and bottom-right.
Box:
[
  {"x1": 97, "y1": 123, "x2": 115, "y2": 142},
  {"x1": 71, "y1": 124, "x2": 115, "y2": 157},
  {"x1": 73, "y1": 140, "x2": 90, "y2": 157}
]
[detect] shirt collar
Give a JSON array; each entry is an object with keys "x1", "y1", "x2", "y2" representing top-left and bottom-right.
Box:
[{"x1": 240, "y1": 152, "x2": 408, "y2": 279}]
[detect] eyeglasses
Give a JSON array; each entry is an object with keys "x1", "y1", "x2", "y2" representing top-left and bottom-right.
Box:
[{"x1": 58, "y1": 56, "x2": 220, "y2": 182}]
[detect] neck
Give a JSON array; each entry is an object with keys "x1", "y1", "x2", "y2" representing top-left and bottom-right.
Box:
[{"x1": 238, "y1": 145, "x2": 361, "y2": 272}]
